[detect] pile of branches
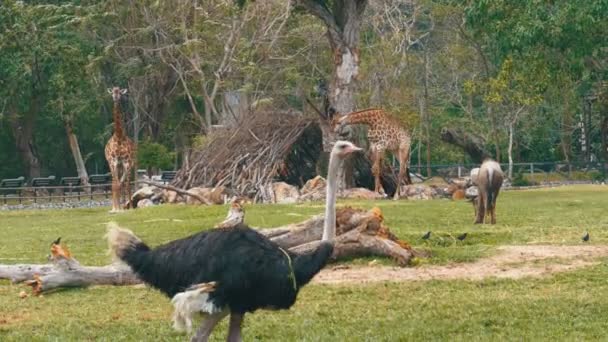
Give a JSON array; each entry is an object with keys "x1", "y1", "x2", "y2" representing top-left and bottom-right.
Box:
[{"x1": 173, "y1": 109, "x2": 316, "y2": 201}]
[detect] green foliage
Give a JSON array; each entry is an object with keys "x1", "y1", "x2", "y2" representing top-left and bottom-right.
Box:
[
  {"x1": 0, "y1": 0, "x2": 607, "y2": 179},
  {"x1": 137, "y1": 140, "x2": 174, "y2": 171},
  {"x1": 512, "y1": 171, "x2": 536, "y2": 187}
]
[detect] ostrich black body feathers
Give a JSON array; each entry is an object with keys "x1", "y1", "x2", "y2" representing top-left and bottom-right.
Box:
[{"x1": 115, "y1": 223, "x2": 333, "y2": 314}]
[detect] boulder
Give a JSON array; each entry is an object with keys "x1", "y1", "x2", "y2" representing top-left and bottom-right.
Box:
[
  {"x1": 399, "y1": 185, "x2": 439, "y2": 200},
  {"x1": 162, "y1": 190, "x2": 183, "y2": 204},
  {"x1": 465, "y1": 185, "x2": 479, "y2": 199},
  {"x1": 470, "y1": 167, "x2": 480, "y2": 185},
  {"x1": 186, "y1": 186, "x2": 229, "y2": 205},
  {"x1": 299, "y1": 176, "x2": 327, "y2": 202},
  {"x1": 269, "y1": 182, "x2": 300, "y2": 204},
  {"x1": 137, "y1": 198, "x2": 155, "y2": 208},
  {"x1": 342, "y1": 187, "x2": 384, "y2": 200},
  {"x1": 452, "y1": 189, "x2": 465, "y2": 200}
]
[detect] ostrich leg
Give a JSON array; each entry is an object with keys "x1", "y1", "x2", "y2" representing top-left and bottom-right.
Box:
[
  {"x1": 191, "y1": 311, "x2": 228, "y2": 342},
  {"x1": 227, "y1": 312, "x2": 244, "y2": 342}
]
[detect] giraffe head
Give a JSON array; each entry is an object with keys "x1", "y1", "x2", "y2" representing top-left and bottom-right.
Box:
[
  {"x1": 329, "y1": 110, "x2": 348, "y2": 133},
  {"x1": 107, "y1": 87, "x2": 127, "y2": 103}
]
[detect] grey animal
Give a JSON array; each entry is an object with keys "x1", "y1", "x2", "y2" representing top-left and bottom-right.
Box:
[
  {"x1": 457, "y1": 233, "x2": 468, "y2": 241},
  {"x1": 474, "y1": 159, "x2": 504, "y2": 224},
  {"x1": 582, "y1": 232, "x2": 590, "y2": 242}
]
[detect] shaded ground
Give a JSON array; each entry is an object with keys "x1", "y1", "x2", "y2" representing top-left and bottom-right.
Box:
[{"x1": 315, "y1": 244, "x2": 608, "y2": 284}]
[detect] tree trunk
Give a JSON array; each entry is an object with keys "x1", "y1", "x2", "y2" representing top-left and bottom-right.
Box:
[
  {"x1": 560, "y1": 96, "x2": 573, "y2": 172},
  {"x1": 488, "y1": 105, "x2": 501, "y2": 162},
  {"x1": 296, "y1": 0, "x2": 368, "y2": 144},
  {"x1": 65, "y1": 119, "x2": 90, "y2": 186},
  {"x1": 1, "y1": 206, "x2": 414, "y2": 295},
  {"x1": 423, "y1": 51, "x2": 432, "y2": 177},
  {"x1": 9, "y1": 111, "x2": 41, "y2": 178},
  {"x1": 508, "y1": 121, "x2": 514, "y2": 179},
  {"x1": 440, "y1": 127, "x2": 492, "y2": 164},
  {"x1": 297, "y1": 0, "x2": 368, "y2": 192}
]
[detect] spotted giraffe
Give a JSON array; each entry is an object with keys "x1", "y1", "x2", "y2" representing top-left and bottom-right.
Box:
[
  {"x1": 331, "y1": 108, "x2": 412, "y2": 199},
  {"x1": 104, "y1": 87, "x2": 136, "y2": 212}
]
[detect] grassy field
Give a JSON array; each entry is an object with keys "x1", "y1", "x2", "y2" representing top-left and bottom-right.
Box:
[{"x1": 1, "y1": 185, "x2": 608, "y2": 340}]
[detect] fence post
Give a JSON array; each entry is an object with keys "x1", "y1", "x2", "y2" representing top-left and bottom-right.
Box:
[{"x1": 458, "y1": 166, "x2": 462, "y2": 178}]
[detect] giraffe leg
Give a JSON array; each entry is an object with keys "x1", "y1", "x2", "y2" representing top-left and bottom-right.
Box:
[
  {"x1": 108, "y1": 161, "x2": 122, "y2": 213},
  {"x1": 370, "y1": 148, "x2": 385, "y2": 196},
  {"x1": 394, "y1": 146, "x2": 411, "y2": 200},
  {"x1": 122, "y1": 161, "x2": 133, "y2": 209},
  {"x1": 110, "y1": 177, "x2": 121, "y2": 213}
]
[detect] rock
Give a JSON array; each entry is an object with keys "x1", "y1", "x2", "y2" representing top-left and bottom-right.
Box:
[
  {"x1": 342, "y1": 187, "x2": 384, "y2": 200},
  {"x1": 131, "y1": 186, "x2": 162, "y2": 207},
  {"x1": 399, "y1": 185, "x2": 440, "y2": 200},
  {"x1": 470, "y1": 168, "x2": 480, "y2": 185},
  {"x1": 465, "y1": 186, "x2": 479, "y2": 199},
  {"x1": 299, "y1": 176, "x2": 327, "y2": 202},
  {"x1": 137, "y1": 198, "x2": 155, "y2": 208},
  {"x1": 186, "y1": 186, "x2": 229, "y2": 205},
  {"x1": 186, "y1": 185, "x2": 229, "y2": 204},
  {"x1": 270, "y1": 182, "x2": 300, "y2": 204},
  {"x1": 162, "y1": 190, "x2": 183, "y2": 204},
  {"x1": 452, "y1": 189, "x2": 465, "y2": 200}
]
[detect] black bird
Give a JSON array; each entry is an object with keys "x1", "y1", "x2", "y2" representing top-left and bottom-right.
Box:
[
  {"x1": 582, "y1": 232, "x2": 590, "y2": 242},
  {"x1": 106, "y1": 141, "x2": 362, "y2": 342},
  {"x1": 422, "y1": 231, "x2": 431, "y2": 240},
  {"x1": 457, "y1": 233, "x2": 468, "y2": 241},
  {"x1": 52, "y1": 237, "x2": 61, "y2": 245}
]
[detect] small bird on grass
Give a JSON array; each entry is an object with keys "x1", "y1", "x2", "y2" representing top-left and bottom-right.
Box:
[
  {"x1": 52, "y1": 237, "x2": 61, "y2": 245},
  {"x1": 422, "y1": 231, "x2": 431, "y2": 240},
  {"x1": 582, "y1": 232, "x2": 590, "y2": 242},
  {"x1": 457, "y1": 233, "x2": 468, "y2": 241}
]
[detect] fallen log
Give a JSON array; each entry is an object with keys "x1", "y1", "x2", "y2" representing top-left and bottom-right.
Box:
[
  {"x1": 138, "y1": 180, "x2": 214, "y2": 205},
  {"x1": 0, "y1": 205, "x2": 414, "y2": 295}
]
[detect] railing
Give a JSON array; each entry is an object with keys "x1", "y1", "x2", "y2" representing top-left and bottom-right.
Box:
[
  {"x1": 0, "y1": 163, "x2": 603, "y2": 205},
  {"x1": 0, "y1": 182, "x2": 136, "y2": 205},
  {"x1": 410, "y1": 161, "x2": 605, "y2": 183}
]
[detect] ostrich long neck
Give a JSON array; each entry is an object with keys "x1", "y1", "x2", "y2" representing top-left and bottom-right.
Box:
[
  {"x1": 322, "y1": 150, "x2": 342, "y2": 241},
  {"x1": 113, "y1": 101, "x2": 125, "y2": 139}
]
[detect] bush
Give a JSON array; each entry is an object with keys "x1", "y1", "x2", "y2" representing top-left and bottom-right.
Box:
[
  {"x1": 138, "y1": 141, "x2": 175, "y2": 171},
  {"x1": 512, "y1": 171, "x2": 536, "y2": 186}
]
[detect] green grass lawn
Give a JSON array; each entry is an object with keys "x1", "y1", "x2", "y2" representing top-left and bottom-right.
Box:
[{"x1": 1, "y1": 185, "x2": 608, "y2": 340}]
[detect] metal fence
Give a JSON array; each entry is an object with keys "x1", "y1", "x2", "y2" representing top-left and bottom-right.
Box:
[
  {"x1": 1, "y1": 162, "x2": 603, "y2": 205},
  {"x1": 0, "y1": 183, "x2": 120, "y2": 204},
  {"x1": 409, "y1": 162, "x2": 605, "y2": 183}
]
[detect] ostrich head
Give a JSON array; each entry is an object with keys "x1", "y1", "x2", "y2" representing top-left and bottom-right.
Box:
[{"x1": 322, "y1": 140, "x2": 362, "y2": 242}]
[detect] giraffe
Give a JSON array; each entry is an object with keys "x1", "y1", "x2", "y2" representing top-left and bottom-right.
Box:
[
  {"x1": 331, "y1": 108, "x2": 412, "y2": 200},
  {"x1": 105, "y1": 87, "x2": 136, "y2": 212}
]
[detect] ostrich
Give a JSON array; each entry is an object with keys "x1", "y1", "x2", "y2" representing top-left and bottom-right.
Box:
[{"x1": 106, "y1": 140, "x2": 362, "y2": 342}]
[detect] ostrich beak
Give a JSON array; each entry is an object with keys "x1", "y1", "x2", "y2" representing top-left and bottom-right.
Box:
[{"x1": 346, "y1": 145, "x2": 363, "y2": 154}]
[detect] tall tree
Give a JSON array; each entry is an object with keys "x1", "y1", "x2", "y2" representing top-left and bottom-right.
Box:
[{"x1": 296, "y1": 0, "x2": 368, "y2": 149}]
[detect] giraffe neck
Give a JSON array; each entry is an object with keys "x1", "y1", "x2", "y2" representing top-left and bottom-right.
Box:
[
  {"x1": 113, "y1": 102, "x2": 125, "y2": 140},
  {"x1": 341, "y1": 109, "x2": 383, "y2": 129}
]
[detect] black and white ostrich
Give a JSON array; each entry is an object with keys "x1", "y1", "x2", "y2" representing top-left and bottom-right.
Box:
[{"x1": 106, "y1": 140, "x2": 361, "y2": 342}]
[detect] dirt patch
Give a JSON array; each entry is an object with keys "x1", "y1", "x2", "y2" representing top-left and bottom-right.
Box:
[{"x1": 314, "y1": 245, "x2": 608, "y2": 284}]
